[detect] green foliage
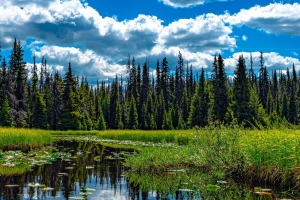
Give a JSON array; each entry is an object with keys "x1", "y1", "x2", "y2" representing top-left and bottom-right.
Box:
[
  {"x1": 128, "y1": 97, "x2": 138, "y2": 129},
  {"x1": 188, "y1": 68, "x2": 208, "y2": 128},
  {"x1": 32, "y1": 92, "x2": 47, "y2": 129},
  {"x1": 230, "y1": 55, "x2": 252, "y2": 126},
  {"x1": 0, "y1": 96, "x2": 12, "y2": 127},
  {"x1": 162, "y1": 110, "x2": 173, "y2": 130}
]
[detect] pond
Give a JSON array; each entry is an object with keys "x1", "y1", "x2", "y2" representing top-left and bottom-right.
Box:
[{"x1": 0, "y1": 140, "x2": 297, "y2": 199}]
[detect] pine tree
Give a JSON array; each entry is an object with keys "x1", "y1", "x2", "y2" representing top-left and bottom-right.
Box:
[
  {"x1": 212, "y1": 54, "x2": 228, "y2": 123},
  {"x1": 51, "y1": 71, "x2": 63, "y2": 130},
  {"x1": 10, "y1": 39, "x2": 27, "y2": 127},
  {"x1": 109, "y1": 79, "x2": 118, "y2": 129},
  {"x1": 128, "y1": 97, "x2": 138, "y2": 129},
  {"x1": 230, "y1": 55, "x2": 252, "y2": 126},
  {"x1": 95, "y1": 106, "x2": 106, "y2": 130},
  {"x1": 188, "y1": 68, "x2": 208, "y2": 127},
  {"x1": 32, "y1": 92, "x2": 47, "y2": 129},
  {"x1": 258, "y1": 52, "x2": 269, "y2": 108},
  {"x1": 0, "y1": 95, "x2": 12, "y2": 127},
  {"x1": 60, "y1": 62, "x2": 80, "y2": 130},
  {"x1": 162, "y1": 110, "x2": 173, "y2": 130}
]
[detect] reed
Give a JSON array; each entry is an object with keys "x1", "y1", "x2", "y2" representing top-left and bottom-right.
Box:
[
  {"x1": 97, "y1": 130, "x2": 191, "y2": 145},
  {"x1": 0, "y1": 128, "x2": 52, "y2": 151},
  {"x1": 122, "y1": 126, "x2": 300, "y2": 188},
  {"x1": 49, "y1": 130, "x2": 99, "y2": 136}
]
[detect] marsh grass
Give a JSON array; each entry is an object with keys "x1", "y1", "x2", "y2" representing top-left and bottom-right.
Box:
[
  {"x1": 0, "y1": 128, "x2": 52, "y2": 151},
  {"x1": 98, "y1": 130, "x2": 191, "y2": 145},
  {"x1": 120, "y1": 126, "x2": 300, "y2": 188},
  {"x1": 239, "y1": 129, "x2": 300, "y2": 186},
  {"x1": 49, "y1": 130, "x2": 99, "y2": 136}
]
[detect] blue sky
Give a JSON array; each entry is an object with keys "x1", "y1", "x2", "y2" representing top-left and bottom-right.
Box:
[{"x1": 0, "y1": 0, "x2": 300, "y2": 82}]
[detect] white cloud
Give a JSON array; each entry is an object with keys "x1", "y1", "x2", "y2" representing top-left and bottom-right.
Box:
[
  {"x1": 0, "y1": 0, "x2": 238, "y2": 81},
  {"x1": 224, "y1": 52, "x2": 300, "y2": 73},
  {"x1": 158, "y1": 0, "x2": 227, "y2": 8},
  {"x1": 33, "y1": 45, "x2": 126, "y2": 82},
  {"x1": 223, "y1": 3, "x2": 300, "y2": 35},
  {"x1": 242, "y1": 35, "x2": 247, "y2": 41},
  {"x1": 159, "y1": 14, "x2": 236, "y2": 54}
]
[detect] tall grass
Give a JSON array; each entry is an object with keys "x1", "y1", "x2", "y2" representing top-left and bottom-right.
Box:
[
  {"x1": 49, "y1": 130, "x2": 99, "y2": 136},
  {"x1": 0, "y1": 128, "x2": 52, "y2": 151},
  {"x1": 121, "y1": 127, "x2": 300, "y2": 188},
  {"x1": 97, "y1": 130, "x2": 191, "y2": 145}
]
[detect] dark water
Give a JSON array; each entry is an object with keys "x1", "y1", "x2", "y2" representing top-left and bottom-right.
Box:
[{"x1": 0, "y1": 140, "x2": 296, "y2": 200}]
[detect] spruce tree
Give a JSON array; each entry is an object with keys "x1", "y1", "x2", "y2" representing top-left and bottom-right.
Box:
[
  {"x1": 231, "y1": 55, "x2": 252, "y2": 126},
  {"x1": 188, "y1": 68, "x2": 208, "y2": 128},
  {"x1": 0, "y1": 95, "x2": 12, "y2": 127},
  {"x1": 32, "y1": 92, "x2": 47, "y2": 129},
  {"x1": 162, "y1": 110, "x2": 173, "y2": 130},
  {"x1": 128, "y1": 97, "x2": 138, "y2": 129},
  {"x1": 60, "y1": 62, "x2": 80, "y2": 130},
  {"x1": 96, "y1": 106, "x2": 106, "y2": 130},
  {"x1": 258, "y1": 52, "x2": 269, "y2": 108},
  {"x1": 212, "y1": 54, "x2": 228, "y2": 123}
]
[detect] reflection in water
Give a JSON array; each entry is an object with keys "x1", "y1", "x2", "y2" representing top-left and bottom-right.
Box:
[{"x1": 0, "y1": 140, "x2": 296, "y2": 199}]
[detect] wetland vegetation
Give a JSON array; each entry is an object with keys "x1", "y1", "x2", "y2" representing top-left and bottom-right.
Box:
[{"x1": 2, "y1": 127, "x2": 300, "y2": 199}]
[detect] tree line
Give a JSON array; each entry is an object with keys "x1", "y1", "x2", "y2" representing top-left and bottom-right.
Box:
[{"x1": 0, "y1": 39, "x2": 297, "y2": 130}]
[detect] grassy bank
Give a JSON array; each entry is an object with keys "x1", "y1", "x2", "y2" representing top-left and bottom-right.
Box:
[
  {"x1": 100, "y1": 127, "x2": 300, "y2": 188},
  {"x1": 0, "y1": 128, "x2": 52, "y2": 151}
]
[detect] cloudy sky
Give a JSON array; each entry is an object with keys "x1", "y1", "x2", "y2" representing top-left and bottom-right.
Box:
[{"x1": 0, "y1": 0, "x2": 300, "y2": 82}]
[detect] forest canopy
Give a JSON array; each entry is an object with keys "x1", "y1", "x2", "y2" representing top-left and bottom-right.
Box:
[{"x1": 0, "y1": 39, "x2": 296, "y2": 130}]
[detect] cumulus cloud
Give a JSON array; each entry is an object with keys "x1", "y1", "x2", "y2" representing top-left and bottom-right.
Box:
[
  {"x1": 224, "y1": 52, "x2": 300, "y2": 73},
  {"x1": 3, "y1": 0, "x2": 298, "y2": 81},
  {"x1": 0, "y1": 0, "x2": 238, "y2": 80},
  {"x1": 158, "y1": 0, "x2": 227, "y2": 8},
  {"x1": 242, "y1": 35, "x2": 247, "y2": 41},
  {"x1": 33, "y1": 45, "x2": 126, "y2": 82},
  {"x1": 223, "y1": 3, "x2": 300, "y2": 35},
  {"x1": 159, "y1": 14, "x2": 235, "y2": 54}
]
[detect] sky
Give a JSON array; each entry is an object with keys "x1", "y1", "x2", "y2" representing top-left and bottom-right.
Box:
[{"x1": 0, "y1": 0, "x2": 300, "y2": 83}]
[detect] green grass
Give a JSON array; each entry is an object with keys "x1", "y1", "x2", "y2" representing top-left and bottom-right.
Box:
[
  {"x1": 0, "y1": 128, "x2": 52, "y2": 151},
  {"x1": 49, "y1": 130, "x2": 100, "y2": 136},
  {"x1": 97, "y1": 130, "x2": 191, "y2": 145},
  {"x1": 114, "y1": 127, "x2": 300, "y2": 188}
]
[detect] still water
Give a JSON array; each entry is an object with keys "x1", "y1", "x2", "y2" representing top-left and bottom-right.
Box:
[{"x1": 0, "y1": 140, "x2": 297, "y2": 199}]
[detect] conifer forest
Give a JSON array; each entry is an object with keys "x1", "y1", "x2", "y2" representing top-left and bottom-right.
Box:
[{"x1": 0, "y1": 39, "x2": 297, "y2": 130}]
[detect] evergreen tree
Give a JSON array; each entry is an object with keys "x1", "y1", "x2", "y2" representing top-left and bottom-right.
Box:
[
  {"x1": 188, "y1": 68, "x2": 208, "y2": 127},
  {"x1": 128, "y1": 97, "x2": 138, "y2": 129},
  {"x1": 212, "y1": 54, "x2": 228, "y2": 123},
  {"x1": 96, "y1": 107, "x2": 106, "y2": 130},
  {"x1": 162, "y1": 110, "x2": 173, "y2": 130},
  {"x1": 230, "y1": 55, "x2": 252, "y2": 126},
  {"x1": 258, "y1": 52, "x2": 269, "y2": 108},
  {"x1": 109, "y1": 79, "x2": 118, "y2": 129},
  {"x1": 0, "y1": 95, "x2": 12, "y2": 127},
  {"x1": 32, "y1": 92, "x2": 47, "y2": 129},
  {"x1": 60, "y1": 62, "x2": 80, "y2": 130},
  {"x1": 10, "y1": 39, "x2": 27, "y2": 127},
  {"x1": 51, "y1": 71, "x2": 63, "y2": 130}
]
